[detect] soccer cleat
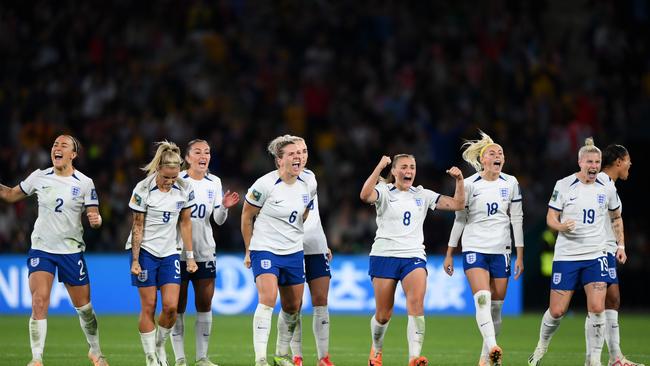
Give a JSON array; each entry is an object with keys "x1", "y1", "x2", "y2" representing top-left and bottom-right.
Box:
[
  {"x1": 88, "y1": 351, "x2": 109, "y2": 366},
  {"x1": 488, "y1": 346, "x2": 502, "y2": 366},
  {"x1": 318, "y1": 354, "x2": 335, "y2": 366},
  {"x1": 195, "y1": 358, "x2": 219, "y2": 366},
  {"x1": 175, "y1": 358, "x2": 187, "y2": 366},
  {"x1": 368, "y1": 346, "x2": 383, "y2": 366},
  {"x1": 293, "y1": 355, "x2": 303, "y2": 366},
  {"x1": 272, "y1": 355, "x2": 294, "y2": 366},
  {"x1": 609, "y1": 357, "x2": 646, "y2": 366},
  {"x1": 27, "y1": 360, "x2": 43, "y2": 366},
  {"x1": 408, "y1": 356, "x2": 429, "y2": 366},
  {"x1": 528, "y1": 346, "x2": 547, "y2": 366}
]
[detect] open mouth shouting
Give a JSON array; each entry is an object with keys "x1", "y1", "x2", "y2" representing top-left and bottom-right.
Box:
[
  {"x1": 587, "y1": 168, "x2": 598, "y2": 180},
  {"x1": 53, "y1": 151, "x2": 64, "y2": 162}
]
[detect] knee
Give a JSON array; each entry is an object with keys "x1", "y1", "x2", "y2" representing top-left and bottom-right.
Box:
[
  {"x1": 605, "y1": 295, "x2": 620, "y2": 310},
  {"x1": 589, "y1": 303, "x2": 605, "y2": 314},
  {"x1": 311, "y1": 293, "x2": 328, "y2": 307},
  {"x1": 31, "y1": 294, "x2": 50, "y2": 315},
  {"x1": 407, "y1": 297, "x2": 424, "y2": 315},
  {"x1": 281, "y1": 301, "x2": 301, "y2": 314},
  {"x1": 375, "y1": 310, "x2": 392, "y2": 324},
  {"x1": 162, "y1": 303, "x2": 178, "y2": 318},
  {"x1": 548, "y1": 306, "x2": 566, "y2": 319}
]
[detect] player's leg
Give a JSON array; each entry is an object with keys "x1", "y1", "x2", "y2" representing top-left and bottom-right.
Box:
[
  {"x1": 27, "y1": 264, "x2": 54, "y2": 365},
  {"x1": 254, "y1": 273, "x2": 278, "y2": 365},
  {"x1": 171, "y1": 278, "x2": 190, "y2": 366},
  {"x1": 137, "y1": 286, "x2": 159, "y2": 364},
  {"x1": 401, "y1": 266, "x2": 427, "y2": 365},
  {"x1": 476, "y1": 277, "x2": 507, "y2": 366},
  {"x1": 194, "y1": 276, "x2": 216, "y2": 365},
  {"x1": 157, "y1": 279, "x2": 181, "y2": 365},
  {"x1": 274, "y1": 253, "x2": 305, "y2": 366},
  {"x1": 304, "y1": 253, "x2": 334, "y2": 365},
  {"x1": 368, "y1": 256, "x2": 400, "y2": 366},
  {"x1": 584, "y1": 281, "x2": 607, "y2": 365}
]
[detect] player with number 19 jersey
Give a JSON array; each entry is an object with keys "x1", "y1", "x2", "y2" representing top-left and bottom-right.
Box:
[
  {"x1": 548, "y1": 174, "x2": 619, "y2": 261},
  {"x1": 370, "y1": 182, "x2": 440, "y2": 260},
  {"x1": 125, "y1": 175, "x2": 195, "y2": 257},
  {"x1": 20, "y1": 168, "x2": 98, "y2": 254}
]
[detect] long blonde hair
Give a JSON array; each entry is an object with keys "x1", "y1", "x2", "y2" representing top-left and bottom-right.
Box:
[
  {"x1": 267, "y1": 135, "x2": 296, "y2": 167},
  {"x1": 578, "y1": 137, "x2": 601, "y2": 160},
  {"x1": 461, "y1": 130, "x2": 498, "y2": 172},
  {"x1": 142, "y1": 140, "x2": 183, "y2": 176},
  {"x1": 381, "y1": 154, "x2": 415, "y2": 184}
]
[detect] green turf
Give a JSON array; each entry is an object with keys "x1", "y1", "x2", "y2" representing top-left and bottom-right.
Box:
[{"x1": 0, "y1": 313, "x2": 648, "y2": 365}]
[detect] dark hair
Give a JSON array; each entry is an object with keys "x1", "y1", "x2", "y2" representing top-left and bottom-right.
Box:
[
  {"x1": 381, "y1": 154, "x2": 415, "y2": 184},
  {"x1": 61, "y1": 134, "x2": 81, "y2": 153},
  {"x1": 183, "y1": 139, "x2": 209, "y2": 170},
  {"x1": 602, "y1": 144, "x2": 628, "y2": 168}
]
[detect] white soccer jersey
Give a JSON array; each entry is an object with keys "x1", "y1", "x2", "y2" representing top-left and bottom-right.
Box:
[
  {"x1": 451, "y1": 173, "x2": 523, "y2": 254},
  {"x1": 300, "y1": 169, "x2": 328, "y2": 255},
  {"x1": 176, "y1": 171, "x2": 227, "y2": 262},
  {"x1": 370, "y1": 182, "x2": 441, "y2": 260},
  {"x1": 125, "y1": 175, "x2": 195, "y2": 258},
  {"x1": 245, "y1": 170, "x2": 315, "y2": 255},
  {"x1": 548, "y1": 174, "x2": 619, "y2": 261},
  {"x1": 598, "y1": 172, "x2": 620, "y2": 254},
  {"x1": 20, "y1": 168, "x2": 98, "y2": 254}
]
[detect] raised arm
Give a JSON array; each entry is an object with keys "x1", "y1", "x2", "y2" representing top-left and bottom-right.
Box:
[
  {"x1": 130, "y1": 211, "x2": 145, "y2": 275},
  {"x1": 0, "y1": 183, "x2": 26, "y2": 203},
  {"x1": 609, "y1": 208, "x2": 626, "y2": 264},
  {"x1": 360, "y1": 156, "x2": 392, "y2": 204},
  {"x1": 179, "y1": 207, "x2": 198, "y2": 272},
  {"x1": 213, "y1": 190, "x2": 240, "y2": 225},
  {"x1": 241, "y1": 201, "x2": 261, "y2": 268},
  {"x1": 435, "y1": 167, "x2": 465, "y2": 211}
]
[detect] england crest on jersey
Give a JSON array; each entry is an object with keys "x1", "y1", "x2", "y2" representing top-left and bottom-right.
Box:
[
  {"x1": 415, "y1": 198, "x2": 423, "y2": 207},
  {"x1": 30, "y1": 258, "x2": 40, "y2": 267},
  {"x1": 303, "y1": 194, "x2": 310, "y2": 205},
  {"x1": 466, "y1": 253, "x2": 476, "y2": 264},
  {"x1": 500, "y1": 188, "x2": 509, "y2": 201},
  {"x1": 176, "y1": 201, "x2": 184, "y2": 210},
  {"x1": 207, "y1": 189, "x2": 215, "y2": 200},
  {"x1": 553, "y1": 273, "x2": 562, "y2": 285},
  {"x1": 138, "y1": 270, "x2": 148, "y2": 282},
  {"x1": 71, "y1": 186, "x2": 81, "y2": 197},
  {"x1": 597, "y1": 194, "x2": 606, "y2": 208}
]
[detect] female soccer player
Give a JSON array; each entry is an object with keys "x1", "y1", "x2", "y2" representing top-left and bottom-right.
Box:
[
  {"x1": 126, "y1": 141, "x2": 198, "y2": 366},
  {"x1": 588, "y1": 144, "x2": 643, "y2": 366},
  {"x1": 0, "y1": 135, "x2": 108, "y2": 366},
  {"x1": 528, "y1": 138, "x2": 621, "y2": 366},
  {"x1": 360, "y1": 154, "x2": 465, "y2": 366},
  {"x1": 287, "y1": 136, "x2": 335, "y2": 366},
  {"x1": 444, "y1": 131, "x2": 524, "y2": 366},
  {"x1": 170, "y1": 139, "x2": 240, "y2": 366},
  {"x1": 241, "y1": 135, "x2": 314, "y2": 366}
]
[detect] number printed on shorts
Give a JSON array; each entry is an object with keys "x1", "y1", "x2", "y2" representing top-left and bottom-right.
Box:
[
  {"x1": 78, "y1": 259, "x2": 86, "y2": 280},
  {"x1": 175, "y1": 259, "x2": 181, "y2": 274}
]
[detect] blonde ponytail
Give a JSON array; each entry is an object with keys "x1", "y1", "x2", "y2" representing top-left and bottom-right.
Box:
[
  {"x1": 142, "y1": 140, "x2": 183, "y2": 176},
  {"x1": 461, "y1": 130, "x2": 497, "y2": 172}
]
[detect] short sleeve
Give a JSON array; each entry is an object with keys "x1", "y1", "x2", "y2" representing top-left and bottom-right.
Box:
[
  {"x1": 374, "y1": 182, "x2": 389, "y2": 208},
  {"x1": 84, "y1": 179, "x2": 99, "y2": 207},
  {"x1": 183, "y1": 181, "x2": 195, "y2": 209},
  {"x1": 512, "y1": 178, "x2": 522, "y2": 202},
  {"x1": 427, "y1": 189, "x2": 441, "y2": 210},
  {"x1": 607, "y1": 183, "x2": 620, "y2": 211},
  {"x1": 548, "y1": 181, "x2": 564, "y2": 211},
  {"x1": 19, "y1": 169, "x2": 40, "y2": 196},
  {"x1": 129, "y1": 183, "x2": 147, "y2": 213},
  {"x1": 245, "y1": 178, "x2": 268, "y2": 208},
  {"x1": 214, "y1": 180, "x2": 224, "y2": 208}
]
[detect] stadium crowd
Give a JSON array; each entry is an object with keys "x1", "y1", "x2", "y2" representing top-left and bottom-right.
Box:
[{"x1": 1, "y1": 0, "x2": 649, "y2": 282}]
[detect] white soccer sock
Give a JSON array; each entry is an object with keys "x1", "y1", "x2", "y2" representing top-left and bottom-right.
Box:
[
  {"x1": 587, "y1": 311, "x2": 606, "y2": 363},
  {"x1": 313, "y1": 306, "x2": 330, "y2": 359},
  {"x1": 29, "y1": 317, "x2": 47, "y2": 361},
  {"x1": 171, "y1": 312, "x2": 185, "y2": 361},
  {"x1": 196, "y1": 311, "x2": 212, "y2": 360},
  {"x1": 481, "y1": 300, "x2": 504, "y2": 357},
  {"x1": 253, "y1": 304, "x2": 274, "y2": 362},
  {"x1": 370, "y1": 315, "x2": 389, "y2": 353},
  {"x1": 290, "y1": 311, "x2": 303, "y2": 358},
  {"x1": 140, "y1": 329, "x2": 156, "y2": 357},
  {"x1": 407, "y1": 315, "x2": 425, "y2": 359},
  {"x1": 474, "y1": 290, "x2": 496, "y2": 350},
  {"x1": 75, "y1": 302, "x2": 102, "y2": 356},
  {"x1": 156, "y1": 325, "x2": 172, "y2": 363},
  {"x1": 276, "y1": 310, "x2": 299, "y2": 356},
  {"x1": 538, "y1": 309, "x2": 562, "y2": 349},
  {"x1": 604, "y1": 309, "x2": 623, "y2": 360}
]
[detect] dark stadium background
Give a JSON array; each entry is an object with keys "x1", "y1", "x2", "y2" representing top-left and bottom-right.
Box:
[{"x1": 1, "y1": 0, "x2": 648, "y2": 311}]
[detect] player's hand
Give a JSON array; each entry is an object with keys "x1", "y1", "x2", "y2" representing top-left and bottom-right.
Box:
[
  {"x1": 443, "y1": 255, "x2": 454, "y2": 276},
  {"x1": 616, "y1": 247, "x2": 627, "y2": 264},
  {"x1": 378, "y1": 156, "x2": 392, "y2": 170},
  {"x1": 87, "y1": 211, "x2": 102, "y2": 228},
  {"x1": 446, "y1": 166, "x2": 464, "y2": 181},
  {"x1": 514, "y1": 257, "x2": 524, "y2": 280},
  {"x1": 326, "y1": 247, "x2": 333, "y2": 262},
  {"x1": 562, "y1": 219, "x2": 576, "y2": 232},
  {"x1": 131, "y1": 260, "x2": 142, "y2": 276},
  {"x1": 244, "y1": 251, "x2": 251, "y2": 269},
  {"x1": 222, "y1": 190, "x2": 241, "y2": 209},
  {"x1": 186, "y1": 258, "x2": 198, "y2": 273}
]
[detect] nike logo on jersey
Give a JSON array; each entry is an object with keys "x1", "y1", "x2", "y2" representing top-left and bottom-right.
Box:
[
  {"x1": 274, "y1": 200, "x2": 284, "y2": 204},
  {"x1": 472, "y1": 193, "x2": 481, "y2": 197},
  {"x1": 569, "y1": 197, "x2": 577, "y2": 201},
  {"x1": 389, "y1": 198, "x2": 398, "y2": 202}
]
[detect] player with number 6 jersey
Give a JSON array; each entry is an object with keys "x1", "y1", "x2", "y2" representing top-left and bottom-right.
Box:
[
  {"x1": 170, "y1": 139, "x2": 240, "y2": 366},
  {"x1": 360, "y1": 154, "x2": 465, "y2": 366},
  {"x1": 444, "y1": 131, "x2": 524, "y2": 366},
  {"x1": 125, "y1": 141, "x2": 198, "y2": 366},
  {"x1": 529, "y1": 138, "x2": 621, "y2": 366},
  {"x1": 0, "y1": 135, "x2": 108, "y2": 366}
]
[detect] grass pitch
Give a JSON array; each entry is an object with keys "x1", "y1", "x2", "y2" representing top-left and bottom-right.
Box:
[{"x1": 0, "y1": 313, "x2": 648, "y2": 365}]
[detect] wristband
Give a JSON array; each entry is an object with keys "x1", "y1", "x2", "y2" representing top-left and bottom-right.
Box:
[
  {"x1": 185, "y1": 251, "x2": 194, "y2": 259},
  {"x1": 617, "y1": 245, "x2": 625, "y2": 250}
]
